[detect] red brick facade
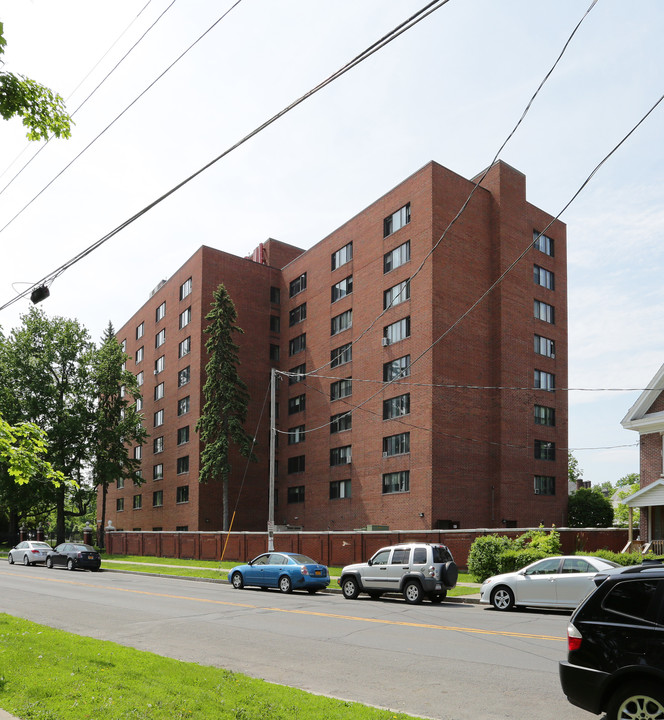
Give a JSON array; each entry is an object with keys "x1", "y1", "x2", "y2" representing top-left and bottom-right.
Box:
[{"x1": 99, "y1": 160, "x2": 568, "y2": 534}]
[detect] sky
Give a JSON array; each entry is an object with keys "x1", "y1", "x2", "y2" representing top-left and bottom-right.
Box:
[{"x1": 0, "y1": 0, "x2": 663, "y2": 490}]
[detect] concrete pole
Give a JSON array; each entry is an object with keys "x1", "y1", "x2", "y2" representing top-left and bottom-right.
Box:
[{"x1": 268, "y1": 367, "x2": 276, "y2": 551}]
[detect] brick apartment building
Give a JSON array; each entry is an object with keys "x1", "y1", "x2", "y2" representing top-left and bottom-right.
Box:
[{"x1": 101, "y1": 159, "x2": 568, "y2": 534}]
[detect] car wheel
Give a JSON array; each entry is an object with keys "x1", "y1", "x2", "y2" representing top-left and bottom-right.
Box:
[
  {"x1": 231, "y1": 571, "x2": 244, "y2": 590},
  {"x1": 428, "y1": 591, "x2": 446, "y2": 603},
  {"x1": 67, "y1": 558, "x2": 75, "y2": 571},
  {"x1": 403, "y1": 580, "x2": 424, "y2": 604},
  {"x1": 606, "y1": 681, "x2": 664, "y2": 720},
  {"x1": 279, "y1": 575, "x2": 292, "y2": 593},
  {"x1": 46, "y1": 557, "x2": 53, "y2": 569},
  {"x1": 341, "y1": 577, "x2": 360, "y2": 600},
  {"x1": 491, "y1": 586, "x2": 515, "y2": 611},
  {"x1": 23, "y1": 554, "x2": 30, "y2": 566},
  {"x1": 8, "y1": 553, "x2": 14, "y2": 565}
]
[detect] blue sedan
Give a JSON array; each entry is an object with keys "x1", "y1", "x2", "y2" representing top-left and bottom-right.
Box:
[{"x1": 229, "y1": 552, "x2": 330, "y2": 594}]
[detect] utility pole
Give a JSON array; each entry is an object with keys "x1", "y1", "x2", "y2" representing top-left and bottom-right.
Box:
[{"x1": 268, "y1": 367, "x2": 276, "y2": 551}]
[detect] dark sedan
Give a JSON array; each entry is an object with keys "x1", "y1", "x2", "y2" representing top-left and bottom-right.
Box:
[{"x1": 45, "y1": 543, "x2": 101, "y2": 571}]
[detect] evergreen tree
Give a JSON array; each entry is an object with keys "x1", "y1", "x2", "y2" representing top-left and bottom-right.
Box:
[
  {"x1": 568, "y1": 487, "x2": 614, "y2": 527},
  {"x1": 196, "y1": 285, "x2": 254, "y2": 530},
  {"x1": 92, "y1": 322, "x2": 147, "y2": 548}
]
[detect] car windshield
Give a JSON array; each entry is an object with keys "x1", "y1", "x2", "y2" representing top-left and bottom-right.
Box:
[{"x1": 288, "y1": 554, "x2": 316, "y2": 564}]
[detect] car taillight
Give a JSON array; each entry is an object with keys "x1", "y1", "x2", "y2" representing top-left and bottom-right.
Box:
[
  {"x1": 427, "y1": 565, "x2": 436, "y2": 578},
  {"x1": 300, "y1": 566, "x2": 309, "y2": 575},
  {"x1": 567, "y1": 622, "x2": 582, "y2": 652},
  {"x1": 77, "y1": 552, "x2": 83, "y2": 558},
  {"x1": 30, "y1": 549, "x2": 39, "y2": 554}
]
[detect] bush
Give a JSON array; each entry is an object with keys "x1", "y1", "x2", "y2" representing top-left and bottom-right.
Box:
[
  {"x1": 585, "y1": 549, "x2": 658, "y2": 567},
  {"x1": 498, "y1": 548, "x2": 548, "y2": 573},
  {"x1": 513, "y1": 526, "x2": 561, "y2": 555},
  {"x1": 467, "y1": 534, "x2": 512, "y2": 582}
]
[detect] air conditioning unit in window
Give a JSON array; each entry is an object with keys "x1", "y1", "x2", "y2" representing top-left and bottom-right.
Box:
[
  {"x1": 382, "y1": 337, "x2": 391, "y2": 347},
  {"x1": 534, "y1": 489, "x2": 541, "y2": 494},
  {"x1": 382, "y1": 451, "x2": 389, "y2": 458}
]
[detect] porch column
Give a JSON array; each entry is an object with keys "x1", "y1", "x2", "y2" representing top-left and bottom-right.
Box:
[{"x1": 628, "y1": 507, "x2": 633, "y2": 546}]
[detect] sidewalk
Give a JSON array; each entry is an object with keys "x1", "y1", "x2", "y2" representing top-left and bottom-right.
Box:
[{"x1": 0, "y1": 709, "x2": 21, "y2": 720}]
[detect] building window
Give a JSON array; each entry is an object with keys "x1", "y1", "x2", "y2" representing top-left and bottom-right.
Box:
[
  {"x1": 155, "y1": 302, "x2": 166, "y2": 322},
  {"x1": 270, "y1": 315, "x2": 281, "y2": 333},
  {"x1": 176, "y1": 486, "x2": 189, "y2": 504},
  {"x1": 331, "y1": 242, "x2": 353, "y2": 271},
  {"x1": 288, "y1": 425, "x2": 306, "y2": 445},
  {"x1": 331, "y1": 309, "x2": 352, "y2": 336},
  {"x1": 154, "y1": 383, "x2": 164, "y2": 401},
  {"x1": 534, "y1": 440, "x2": 555, "y2": 461},
  {"x1": 330, "y1": 411, "x2": 352, "y2": 434},
  {"x1": 270, "y1": 286, "x2": 281, "y2": 304},
  {"x1": 384, "y1": 316, "x2": 410, "y2": 345},
  {"x1": 383, "y1": 470, "x2": 410, "y2": 494},
  {"x1": 331, "y1": 276, "x2": 353, "y2": 303},
  {"x1": 289, "y1": 273, "x2": 307, "y2": 298},
  {"x1": 287, "y1": 455, "x2": 305, "y2": 474},
  {"x1": 133, "y1": 446, "x2": 142, "y2": 460},
  {"x1": 136, "y1": 322, "x2": 144, "y2": 340},
  {"x1": 120, "y1": 385, "x2": 126, "y2": 398},
  {"x1": 153, "y1": 490, "x2": 164, "y2": 507},
  {"x1": 330, "y1": 479, "x2": 351, "y2": 499},
  {"x1": 331, "y1": 343, "x2": 352, "y2": 369},
  {"x1": 534, "y1": 405, "x2": 555, "y2": 426},
  {"x1": 135, "y1": 347, "x2": 144, "y2": 364},
  {"x1": 177, "y1": 456, "x2": 189, "y2": 474},
  {"x1": 153, "y1": 464, "x2": 163, "y2": 481},
  {"x1": 384, "y1": 240, "x2": 410, "y2": 273},
  {"x1": 136, "y1": 371, "x2": 144, "y2": 386},
  {"x1": 136, "y1": 397, "x2": 143, "y2": 412},
  {"x1": 289, "y1": 303, "x2": 306, "y2": 327},
  {"x1": 287, "y1": 485, "x2": 305, "y2": 503},
  {"x1": 179, "y1": 277, "x2": 192, "y2": 300},
  {"x1": 178, "y1": 366, "x2": 190, "y2": 387},
  {"x1": 289, "y1": 333, "x2": 306, "y2": 356},
  {"x1": 534, "y1": 265, "x2": 554, "y2": 290},
  {"x1": 269, "y1": 344, "x2": 280, "y2": 361},
  {"x1": 155, "y1": 328, "x2": 166, "y2": 348},
  {"x1": 179, "y1": 307, "x2": 191, "y2": 329},
  {"x1": 288, "y1": 394, "x2": 305, "y2": 415},
  {"x1": 155, "y1": 355, "x2": 165, "y2": 374},
  {"x1": 178, "y1": 396, "x2": 190, "y2": 416},
  {"x1": 154, "y1": 410, "x2": 164, "y2": 428},
  {"x1": 153, "y1": 436, "x2": 164, "y2": 454},
  {"x1": 383, "y1": 393, "x2": 410, "y2": 419},
  {"x1": 175, "y1": 525, "x2": 188, "y2": 531},
  {"x1": 117, "y1": 477, "x2": 124, "y2": 489},
  {"x1": 177, "y1": 426, "x2": 189, "y2": 445},
  {"x1": 383, "y1": 355, "x2": 411, "y2": 381},
  {"x1": 288, "y1": 364, "x2": 306, "y2": 385},
  {"x1": 383, "y1": 203, "x2": 410, "y2": 238},
  {"x1": 178, "y1": 337, "x2": 191, "y2": 358},
  {"x1": 330, "y1": 445, "x2": 352, "y2": 466},
  {"x1": 116, "y1": 498, "x2": 124, "y2": 512},
  {"x1": 534, "y1": 370, "x2": 555, "y2": 391},
  {"x1": 534, "y1": 334, "x2": 555, "y2": 358},
  {"x1": 534, "y1": 300, "x2": 555, "y2": 324},
  {"x1": 384, "y1": 279, "x2": 410, "y2": 310},
  {"x1": 133, "y1": 494, "x2": 142, "y2": 510},
  {"x1": 534, "y1": 475, "x2": 556, "y2": 495},
  {"x1": 534, "y1": 230, "x2": 554, "y2": 256},
  {"x1": 383, "y1": 432, "x2": 410, "y2": 456},
  {"x1": 330, "y1": 378, "x2": 352, "y2": 401}
]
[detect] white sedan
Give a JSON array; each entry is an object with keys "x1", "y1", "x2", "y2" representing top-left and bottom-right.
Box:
[
  {"x1": 480, "y1": 555, "x2": 620, "y2": 611},
  {"x1": 7, "y1": 540, "x2": 53, "y2": 566}
]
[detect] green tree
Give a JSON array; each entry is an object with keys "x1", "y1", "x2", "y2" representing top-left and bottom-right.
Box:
[
  {"x1": 92, "y1": 322, "x2": 148, "y2": 549},
  {"x1": 0, "y1": 21, "x2": 72, "y2": 140},
  {"x1": 3, "y1": 308, "x2": 96, "y2": 543},
  {"x1": 568, "y1": 487, "x2": 614, "y2": 527},
  {"x1": 568, "y1": 451, "x2": 584, "y2": 489},
  {"x1": 613, "y1": 472, "x2": 640, "y2": 528},
  {"x1": 196, "y1": 285, "x2": 254, "y2": 530}
]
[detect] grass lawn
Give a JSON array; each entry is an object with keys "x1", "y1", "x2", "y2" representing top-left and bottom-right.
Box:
[{"x1": 0, "y1": 614, "x2": 424, "y2": 720}]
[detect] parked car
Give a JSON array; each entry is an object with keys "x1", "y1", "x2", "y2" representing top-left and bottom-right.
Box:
[
  {"x1": 7, "y1": 540, "x2": 53, "y2": 566},
  {"x1": 228, "y1": 552, "x2": 330, "y2": 593},
  {"x1": 45, "y1": 543, "x2": 101, "y2": 571},
  {"x1": 479, "y1": 555, "x2": 620, "y2": 611},
  {"x1": 559, "y1": 559, "x2": 664, "y2": 719},
  {"x1": 338, "y1": 542, "x2": 458, "y2": 604}
]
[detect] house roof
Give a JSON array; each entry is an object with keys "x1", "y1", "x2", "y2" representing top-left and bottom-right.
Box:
[
  {"x1": 622, "y1": 478, "x2": 664, "y2": 508},
  {"x1": 621, "y1": 362, "x2": 664, "y2": 433}
]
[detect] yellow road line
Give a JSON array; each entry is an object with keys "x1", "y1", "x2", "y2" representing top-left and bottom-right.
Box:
[{"x1": 0, "y1": 571, "x2": 564, "y2": 642}]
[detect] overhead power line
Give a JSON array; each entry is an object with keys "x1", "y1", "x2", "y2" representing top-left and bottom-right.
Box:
[{"x1": 0, "y1": 0, "x2": 450, "y2": 312}]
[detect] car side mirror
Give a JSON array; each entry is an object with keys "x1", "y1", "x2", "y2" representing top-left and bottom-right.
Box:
[{"x1": 367, "y1": 558, "x2": 373, "y2": 566}]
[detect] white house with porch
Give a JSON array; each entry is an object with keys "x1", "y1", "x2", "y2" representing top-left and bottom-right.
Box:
[{"x1": 621, "y1": 363, "x2": 664, "y2": 555}]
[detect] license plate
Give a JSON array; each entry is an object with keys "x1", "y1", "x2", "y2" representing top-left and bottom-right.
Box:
[{"x1": 314, "y1": 570, "x2": 321, "y2": 576}]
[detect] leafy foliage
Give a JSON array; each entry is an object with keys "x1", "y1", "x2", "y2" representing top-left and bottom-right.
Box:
[
  {"x1": 568, "y1": 451, "x2": 583, "y2": 487},
  {"x1": 612, "y1": 473, "x2": 640, "y2": 527},
  {"x1": 467, "y1": 534, "x2": 512, "y2": 581},
  {"x1": 568, "y1": 487, "x2": 614, "y2": 527},
  {"x1": 0, "y1": 21, "x2": 72, "y2": 140}
]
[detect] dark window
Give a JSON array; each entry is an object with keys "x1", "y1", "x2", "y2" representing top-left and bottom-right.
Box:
[
  {"x1": 269, "y1": 344, "x2": 280, "y2": 361},
  {"x1": 534, "y1": 300, "x2": 555, "y2": 324},
  {"x1": 382, "y1": 470, "x2": 410, "y2": 494},
  {"x1": 287, "y1": 455, "x2": 305, "y2": 473},
  {"x1": 331, "y1": 309, "x2": 352, "y2": 335},
  {"x1": 330, "y1": 378, "x2": 352, "y2": 401},
  {"x1": 178, "y1": 396, "x2": 190, "y2": 416},
  {"x1": 133, "y1": 494, "x2": 142, "y2": 510},
  {"x1": 534, "y1": 334, "x2": 555, "y2": 358},
  {"x1": 270, "y1": 286, "x2": 281, "y2": 304},
  {"x1": 270, "y1": 315, "x2": 281, "y2": 332},
  {"x1": 383, "y1": 432, "x2": 410, "y2": 456},
  {"x1": 384, "y1": 279, "x2": 410, "y2": 309},
  {"x1": 287, "y1": 425, "x2": 305, "y2": 445},
  {"x1": 383, "y1": 203, "x2": 410, "y2": 238},
  {"x1": 384, "y1": 241, "x2": 410, "y2": 273},
  {"x1": 179, "y1": 307, "x2": 191, "y2": 329},
  {"x1": 287, "y1": 485, "x2": 305, "y2": 503},
  {"x1": 534, "y1": 405, "x2": 555, "y2": 426},
  {"x1": 288, "y1": 394, "x2": 306, "y2": 414},
  {"x1": 331, "y1": 276, "x2": 353, "y2": 303},
  {"x1": 330, "y1": 411, "x2": 352, "y2": 433},
  {"x1": 330, "y1": 343, "x2": 352, "y2": 369},
  {"x1": 153, "y1": 464, "x2": 163, "y2": 480},
  {"x1": 534, "y1": 265, "x2": 554, "y2": 290},
  {"x1": 383, "y1": 355, "x2": 411, "y2": 381},
  {"x1": 289, "y1": 273, "x2": 307, "y2": 298},
  {"x1": 178, "y1": 366, "x2": 190, "y2": 387},
  {"x1": 604, "y1": 579, "x2": 661, "y2": 622},
  {"x1": 330, "y1": 445, "x2": 351, "y2": 466},
  {"x1": 153, "y1": 436, "x2": 164, "y2": 454},
  {"x1": 534, "y1": 476, "x2": 555, "y2": 495},
  {"x1": 534, "y1": 440, "x2": 555, "y2": 461},
  {"x1": 535, "y1": 370, "x2": 555, "y2": 391},
  {"x1": 383, "y1": 317, "x2": 410, "y2": 345},
  {"x1": 177, "y1": 456, "x2": 189, "y2": 474},
  {"x1": 289, "y1": 364, "x2": 306, "y2": 385},
  {"x1": 176, "y1": 486, "x2": 189, "y2": 503},
  {"x1": 179, "y1": 277, "x2": 192, "y2": 300},
  {"x1": 179, "y1": 337, "x2": 191, "y2": 358},
  {"x1": 153, "y1": 490, "x2": 164, "y2": 507},
  {"x1": 289, "y1": 334, "x2": 306, "y2": 356},
  {"x1": 330, "y1": 479, "x2": 351, "y2": 499},
  {"x1": 331, "y1": 242, "x2": 353, "y2": 271},
  {"x1": 289, "y1": 303, "x2": 306, "y2": 326},
  {"x1": 534, "y1": 231, "x2": 554, "y2": 256},
  {"x1": 177, "y1": 426, "x2": 189, "y2": 445},
  {"x1": 383, "y1": 393, "x2": 410, "y2": 420}
]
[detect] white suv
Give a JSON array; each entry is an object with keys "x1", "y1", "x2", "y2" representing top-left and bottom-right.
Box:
[{"x1": 338, "y1": 542, "x2": 458, "y2": 604}]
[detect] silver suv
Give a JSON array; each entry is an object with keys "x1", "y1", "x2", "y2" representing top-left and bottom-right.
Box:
[{"x1": 338, "y1": 542, "x2": 458, "y2": 604}]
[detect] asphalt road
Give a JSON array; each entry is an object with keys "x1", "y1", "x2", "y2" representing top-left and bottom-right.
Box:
[{"x1": 0, "y1": 565, "x2": 593, "y2": 720}]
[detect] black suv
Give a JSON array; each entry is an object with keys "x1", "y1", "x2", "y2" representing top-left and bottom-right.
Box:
[{"x1": 559, "y1": 559, "x2": 664, "y2": 720}]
